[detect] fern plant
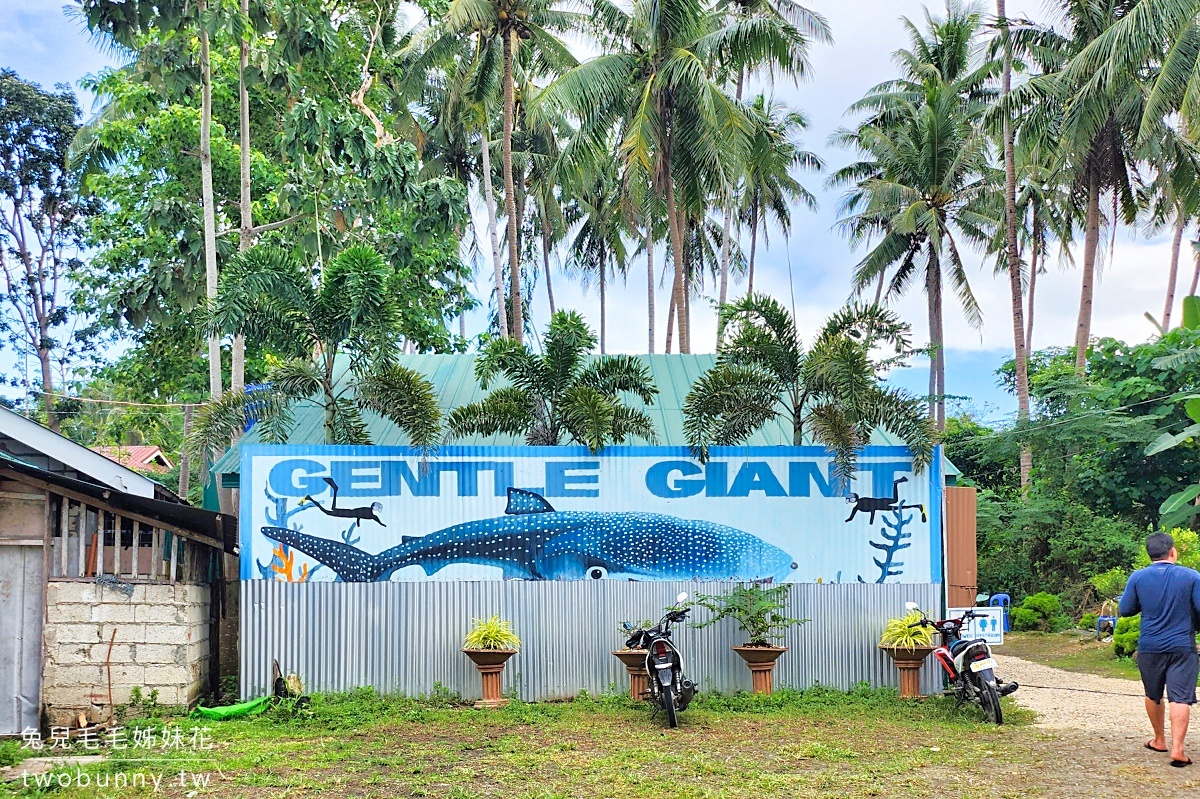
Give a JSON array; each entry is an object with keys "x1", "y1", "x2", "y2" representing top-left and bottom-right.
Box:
[
  {"x1": 692, "y1": 584, "x2": 807, "y2": 647},
  {"x1": 878, "y1": 610, "x2": 934, "y2": 650},
  {"x1": 463, "y1": 616, "x2": 521, "y2": 651}
]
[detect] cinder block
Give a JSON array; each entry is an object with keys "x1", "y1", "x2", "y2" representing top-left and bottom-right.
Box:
[
  {"x1": 88, "y1": 643, "x2": 134, "y2": 663},
  {"x1": 141, "y1": 625, "x2": 185, "y2": 644},
  {"x1": 143, "y1": 665, "x2": 188, "y2": 685},
  {"x1": 132, "y1": 644, "x2": 185, "y2": 665},
  {"x1": 146, "y1": 685, "x2": 183, "y2": 705},
  {"x1": 134, "y1": 604, "x2": 184, "y2": 624},
  {"x1": 93, "y1": 604, "x2": 138, "y2": 623},
  {"x1": 51, "y1": 623, "x2": 102, "y2": 644},
  {"x1": 108, "y1": 664, "x2": 146, "y2": 685},
  {"x1": 46, "y1": 664, "x2": 104, "y2": 686},
  {"x1": 99, "y1": 622, "x2": 147, "y2": 644},
  {"x1": 48, "y1": 644, "x2": 94, "y2": 665},
  {"x1": 47, "y1": 602, "x2": 96, "y2": 623}
]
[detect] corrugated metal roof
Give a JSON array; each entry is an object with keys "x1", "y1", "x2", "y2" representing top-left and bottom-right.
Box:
[{"x1": 213, "y1": 353, "x2": 940, "y2": 476}]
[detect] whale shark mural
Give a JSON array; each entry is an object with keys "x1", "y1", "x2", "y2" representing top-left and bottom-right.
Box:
[{"x1": 262, "y1": 488, "x2": 798, "y2": 583}]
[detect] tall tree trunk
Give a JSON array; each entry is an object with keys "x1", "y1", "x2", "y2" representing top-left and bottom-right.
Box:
[
  {"x1": 927, "y1": 246, "x2": 946, "y2": 431},
  {"x1": 997, "y1": 0, "x2": 1031, "y2": 490},
  {"x1": 747, "y1": 196, "x2": 759, "y2": 297},
  {"x1": 873, "y1": 272, "x2": 886, "y2": 306},
  {"x1": 540, "y1": 210, "x2": 556, "y2": 316},
  {"x1": 1190, "y1": 240, "x2": 1200, "y2": 296},
  {"x1": 664, "y1": 171, "x2": 690, "y2": 353},
  {"x1": 479, "y1": 128, "x2": 509, "y2": 338},
  {"x1": 38, "y1": 339, "x2": 56, "y2": 432},
  {"x1": 717, "y1": 207, "x2": 731, "y2": 320},
  {"x1": 599, "y1": 254, "x2": 607, "y2": 354},
  {"x1": 501, "y1": 31, "x2": 523, "y2": 344},
  {"x1": 1027, "y1": 213, "x2": 1041, "y2": 351},
  {"x1": 1164, "y1": 211, "x2": 1186, "y2": 330},
  {"x1": 199, "y1": 3, "x2": 221, "y2": 400},
  {"x1": 646, "y1": 228, "x2": 655, "y2": 354},
  {"x1": 665, "y1": 289, "x2": 676, "y2": 354},
  {"x1": 178, "y1": 404, "x2": 193, "y2": 499},
  {"x1": 1075, "y1": 167, "x2": 1101, "y2": 374},
  {"x1": 232, "y1": 0, "x2": 253, "y2": 396}
]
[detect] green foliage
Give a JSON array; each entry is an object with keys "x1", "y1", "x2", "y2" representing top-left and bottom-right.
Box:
[
  {"x1": 1079, "y1": 612, "x2": 1099, "y2": 631},
  {"x1": 448, "y1": 311, "x2": 658, "y2": 452},
  {"x1": 976, "y1": 488, "x2": 1143, "y2": 606},
  {"x1": 1133, "y1": 528, "x2": 1200, "y2": 570},
  {"x1": 692, "y1": 584, "x2": 807, "y2": 647},
  {"x1": 1010, "y1": 593, "x2": 1071, "y2": 633},
  {"x1": 463, "y1": 616, "x2": 521, "y2": 651},
  {"x1": 684, "y1": 298, "x2": 933, "y2": 483},
  {"x1": 1113, "y1": 615, "x2": 1140, "y2": 658},
  {"x1": 878, "y1": 610, "x2": 934, "y2": 650},
  {"x1": 1089, "y1": 568, "x2": 1128, "y2": 601},
  {"x1": 189, "y1": 245, "x2": 442, "y2": 453}
]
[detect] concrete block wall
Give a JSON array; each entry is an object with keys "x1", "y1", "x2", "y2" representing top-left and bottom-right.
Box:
[{"x1": 42, "y1": 581, "x2": 210, "y2": 726}]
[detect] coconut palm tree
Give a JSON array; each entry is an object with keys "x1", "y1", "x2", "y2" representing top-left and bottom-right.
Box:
[
  {"x1": 1006, "y1": 0, "x2": 1149, "y2": 372},
  {"x1": 564, "y1": 168, "x2": 631, "y2": 354},
  {"x1": 443, "y1": 0, "x2": 583, "y2": 345},
  {"x1": 447, "y1": 310, "x2": 658, "y2": 452},
  {"x1": 543, "y1": 0, "x2": 808, "y2": 354},
  {"x1": 189, "y1": 245, "x2": 442, "y2": 455},
  {"x1": 739, "y1": 95, "x2": 821, "y2": 299},
  {"x1": 830, "y1": 2, "x2": 995, "y2": 430},
  {"x1": 683, "y1": 296, "x2": 935, "y2": 484}
]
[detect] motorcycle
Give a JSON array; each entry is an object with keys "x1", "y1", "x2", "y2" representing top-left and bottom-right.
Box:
[
  {"x1": 906, "y1": 601, "x2": 1018, "y2": 724},
  {"x1": 623, "y1": 592, "x2": 698, "y2": 728}
]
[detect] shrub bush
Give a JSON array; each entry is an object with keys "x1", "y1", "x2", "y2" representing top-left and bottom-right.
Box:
[
  {"x1": 1079, "y1": 612, "x2": 1099, "y2": 631},
  {"x1": 1010, "y1": 592, "x2": 1072, "y2": 632},
  {"x1": 1114, "y1": 615, "x2": 1140, "y2": 657}
]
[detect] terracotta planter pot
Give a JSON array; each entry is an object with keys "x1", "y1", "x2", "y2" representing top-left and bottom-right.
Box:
[
  {"x1": 732, "y1": 645, "x2": 788, "y2": 695},
  {"x1": 612, "y1": 649, "x2": 649, "y2": 700},
  {"x1": 879, "y1": 645, "x2": 932, "y2": 699},
  {"x1": 462, "y1": 649, "x2": 516, "y2": 708}
]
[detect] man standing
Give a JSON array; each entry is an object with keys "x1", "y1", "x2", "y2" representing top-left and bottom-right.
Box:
[{"x1": 1119, "y1": 532, "x2": 1200, "y2": 768}]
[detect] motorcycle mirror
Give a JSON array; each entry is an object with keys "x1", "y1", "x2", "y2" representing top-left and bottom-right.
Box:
[
  {"x1": 621, "y1": 622, "x2": 632, "y2": 631},
  {"x1": 975, "y1": 592, "x2": 990, "y2": 605},
  {"x1": 904, "y1": 601, "x2": 919, "y2": 611},
  {"x1": 676, "y1": 592, "x2": 689, "y2": 604}
]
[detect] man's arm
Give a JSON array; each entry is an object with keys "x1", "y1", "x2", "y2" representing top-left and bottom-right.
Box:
[{"x1": 1118, "y1": 572, "x2": 1140, "y2": 617}]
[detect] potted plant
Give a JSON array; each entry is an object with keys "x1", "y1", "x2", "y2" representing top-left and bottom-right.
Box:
[
  {"x1": 693, "y1": 584, "x2": 807, "y2": 694},
  {"x1": 612, "y1": 620, "x2": 654, "y2": 700},
  {"x1": 878, "y1": 605, "x2": 935, "y2": 699},
  {"x1": 462, "y1": 615, "x2": 521, "y2": 709}
]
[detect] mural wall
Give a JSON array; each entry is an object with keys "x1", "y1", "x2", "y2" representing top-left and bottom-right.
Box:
[{"x1": 239, "y1": 445, "x2": 944, "y2": 584}]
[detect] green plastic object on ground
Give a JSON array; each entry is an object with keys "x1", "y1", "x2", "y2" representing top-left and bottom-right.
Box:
[{"x1": 191, "y1": 696, "x2": 272, "y2": 720}]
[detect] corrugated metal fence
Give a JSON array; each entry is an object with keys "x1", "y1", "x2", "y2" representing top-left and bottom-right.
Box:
[{"x1": 241, "y1": 581, "x2": 944, "y2": 701}]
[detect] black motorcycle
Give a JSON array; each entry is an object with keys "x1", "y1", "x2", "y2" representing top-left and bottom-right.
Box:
[{"x1": 623, "y1": 592, "x2": 698, "y2": 728}]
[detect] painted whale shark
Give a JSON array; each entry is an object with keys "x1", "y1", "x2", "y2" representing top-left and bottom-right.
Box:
[{"x1": 261, "y1": 488, "x2": 797, "y2": 583}]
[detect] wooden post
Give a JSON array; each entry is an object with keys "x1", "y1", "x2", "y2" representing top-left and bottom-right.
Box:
[
  {"x1": 97, "y1": 511, "x2": 106, "y2": 576},
  {"x1": 59, "y1": 498, "x2": 69, "y2": 577}
]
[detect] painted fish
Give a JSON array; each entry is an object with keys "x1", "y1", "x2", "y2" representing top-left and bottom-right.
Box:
[{"x1": 261, "y1": 488, "x2": 797, "y2": 583}]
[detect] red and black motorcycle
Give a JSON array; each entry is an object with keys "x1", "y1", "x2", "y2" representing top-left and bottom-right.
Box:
[{"x1": 907, "y1": 602, "x2": 1018, "y2": 724}]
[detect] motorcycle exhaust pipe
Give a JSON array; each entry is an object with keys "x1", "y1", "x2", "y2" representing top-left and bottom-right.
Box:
[{"x1": 999, "y1": 681, "x2": 1019, "y2": 697}]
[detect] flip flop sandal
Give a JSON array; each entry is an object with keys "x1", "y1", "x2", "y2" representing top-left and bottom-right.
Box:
[
  {"x1": 1146, "y1": 742, "x2": 1169, "y2": 753},
  {"x1": 1170, "y1": 758, "x2": 1192, "y2": 768}
]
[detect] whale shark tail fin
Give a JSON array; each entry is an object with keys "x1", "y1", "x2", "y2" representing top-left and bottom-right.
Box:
[
  {"x1": 261, "y1": 526, "x2": 384, "y2": 582},
  {"x1": 505, "y1": 487, "x2": 555, "y2": 515}
]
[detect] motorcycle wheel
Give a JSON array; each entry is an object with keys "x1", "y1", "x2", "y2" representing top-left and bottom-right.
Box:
[
  {"x1": 662, "y1": 682, "x2": 679, "y2": 729},
  {"x1": 978, "y1": 678, "x2": 1003, "y2": 725}
]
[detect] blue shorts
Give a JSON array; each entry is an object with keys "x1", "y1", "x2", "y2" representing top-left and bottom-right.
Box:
[{"x1": 1138, "y1": 650, "x2": 1199, "y2": 705}]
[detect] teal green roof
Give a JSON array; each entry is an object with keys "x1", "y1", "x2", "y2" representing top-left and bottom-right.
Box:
[{"x1": 212, "y1": 353, "x2": 946, "y2": 477}]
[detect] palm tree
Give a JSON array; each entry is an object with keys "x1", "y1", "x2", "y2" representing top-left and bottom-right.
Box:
[
  {"x1": 683, "y1": 296, "x2": 935, "y2": 484},
  {"x1": 739, "y1": 95, "x2": 821, "y2": 299},
  {"x1": 448, "y1": 310, "x2": 658, "y2": 452},
  {"x1": 830, "y1": 2, "x2": 995, "y2": 430},
  {"x1": 1143, "y1": 125, "x2": 1200, "y2": 331},
  {"x1": 564, "y1": 168, "x2": 631, "y2": 354},
  {"x1": 1007, "y1": 0, "x2": 1148, "y2": 372},
  {"x1": 444, "y1": 0, "x2": 582, "y2": 345},
  {"x1": 544, "y1": 0, "x2": 807, "y2": 354},
  {"x1": 189, "y1": 245, "x2": 442, "y2": 454}
]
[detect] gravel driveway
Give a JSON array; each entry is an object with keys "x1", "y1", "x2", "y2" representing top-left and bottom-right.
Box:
[{"x1": 995, "y1": 654, "x2": 1151, "y2": 741}]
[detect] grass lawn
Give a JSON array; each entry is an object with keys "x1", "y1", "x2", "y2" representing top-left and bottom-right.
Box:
[
  {"x1": 0, "y1": 686, "x2": 1071, "y2": 799},
  {"x1": 999, "y1": 632, "x2": 1143, "y2": 681}
]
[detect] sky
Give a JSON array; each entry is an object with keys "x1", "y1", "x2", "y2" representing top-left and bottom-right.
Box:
[{"x1": 0, "y1": 0, "x2": 1185, "y2": 423}]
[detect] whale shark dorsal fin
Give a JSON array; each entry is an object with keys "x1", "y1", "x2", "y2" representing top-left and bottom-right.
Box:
[
  {"x1": 505, "y1": 487, "x2": 555, "y2": 515},
  {"x1": 401, "y1": 535, "x2": 420, "y2": 544}
]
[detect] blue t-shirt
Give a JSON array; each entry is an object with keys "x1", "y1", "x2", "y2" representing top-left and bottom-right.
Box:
[{"x1": 1118, "y1": 561, "x2": 1200, "y2": 653}]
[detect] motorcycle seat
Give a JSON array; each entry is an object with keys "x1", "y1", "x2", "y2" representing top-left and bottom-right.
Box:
[{"x1": 949, "y1": 638, "x2": 985, "y2": 655}]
